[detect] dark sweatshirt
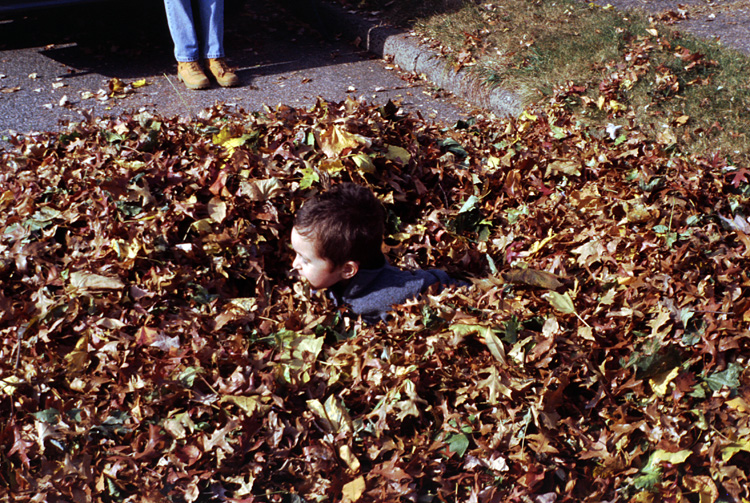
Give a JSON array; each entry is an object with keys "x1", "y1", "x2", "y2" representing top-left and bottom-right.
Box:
[{"x1": 328, "y1": 261, "x2": 461, "y2": 324}]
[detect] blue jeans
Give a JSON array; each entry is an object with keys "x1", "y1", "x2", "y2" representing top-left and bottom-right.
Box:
[{"x1": 164, "y1": 0, "x2": 225, "y2": 62}]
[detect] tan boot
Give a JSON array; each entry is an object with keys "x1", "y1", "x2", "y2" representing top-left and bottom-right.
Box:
[
  {"x1": 177, "y1": 61, "x2": 210, "y2": 90},
  {"x1": 207, "y1": 58, "x2": 239, "y2": 87}
]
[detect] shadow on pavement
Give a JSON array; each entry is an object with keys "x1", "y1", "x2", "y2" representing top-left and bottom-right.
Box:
[{"x1": 0, "y1": 0, "x2": 364, "y2": 81}]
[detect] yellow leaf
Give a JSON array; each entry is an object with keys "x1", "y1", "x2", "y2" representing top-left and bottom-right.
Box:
[
  {"x1": 524, "y1": 232, "x2": 558, "y2": 256},
  {"x1": 652, "y1": 449, "x2": 692, "y2": 464},
  {"x1": 320, "y1": 158, "x2": 346, "y2": 173},
  {"x1": 222, "y1": 134, "x2": 255, "y2": 153},
  {"x1": 349, "y1": 153, "x2": 376, "y2": 173},
  {"x1": 385, "y1": 144, "x2": 410, "y2": 164},
  {"x1": 0, "y1": 376, "x2": 22, "y2": 397},
  {"x1": 486, "y1": 155, "x2": 502, "y2": 171},
  {"x1": 726, "y1": 397, "x2": 749, "y2": 413},
  {"x1": 132, "y1": 79, "x2": 147, "y2": 88},
  {"x1": 342, "y1": 476, "x2": 366, "y2": 502},
  {"x1": 212, "y1": 128, "x2": 235, "y2": 145},
  {"x1": 190, "y1": 218, "x2": 213, "y2": 235},
  {"x1": 649, "y1": 367, "x2": 680, "y2": 397},
  {"x1": 578, "y1": 326, "x2": 596, "y2": 341},
  {"x1": 648, "y1": 308, "x2": 672, "y2": 338},
  {"x1": 721, "y1": 438, "x2": 750, "y2": 462},
  {"x1": 64, "y1": 335, "x2": 90, "y2": 372},
  {"x1": 112, "y1": 239, "x2": 141, "y2": 260},
  {"x1": 109, "y1": 77, "x2": 126, "y2": 93},
  {"x1": 316, "y1": 125, "x2": 369, "y2": 158},
  {"x1": 683, "y1": 475, "x2": 718, "y2": 503},
  {"x1": 657, "y1": 127, "x2": 677, "y2": 146},
  {"x1": 221, "y1": 395, "x2": 269, "y2": 416},
  {"x1": 630, "y1": 491, "x2": 655, "y2": 503},
  {"x1": 339, "y1": 444, "x2": 361, "y2": 472}
]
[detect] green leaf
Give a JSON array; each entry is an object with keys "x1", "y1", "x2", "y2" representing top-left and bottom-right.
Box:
[
  {"x1": 177, "y1": 366, "x2": 203, "y2": 387},
  {"x1": 704, "y1": 363, "x2": 741, "y2": 391},
  {"x1": 384, "y1": 145, "x2": 411, "y2": 164},
  {"x1": 439, "y1": 138, "x2": 468, "y2": 158},
  {"x1": 544, "y1": 291, "x2": 576, "y2": 315},
  {"x1": 444, "y1": 432, "x2": 470, "y2": 457},
  {"x1": 486, "y1": 253, "x2": 498, "y2": 275},
  {"x1": 632, "y1": 469, "x2": 661, "y2": 491},
  {"x1": 299, "y1": 166, "x2": 320, "y2": 190},
  {"x1": 32, "y1": 408, "x2": 60, "y2": 423},
  {"x1": 350, "y1": 153, "x2": 376, "y2": 173},
  {"x1": 102, "y1": 130, "x2": 123, "y2": 144},
  {"x1": 506, "y1": 205, "x2": 528, "y2": 224},
  {"x1": 458, "y1": 195, "x2": 480, "y2": 214},
  {"x1": 502, "y1": 316, "x2": 521, "y2": 343},
  {"x1": 550, "y1": 125, "x2": 567, "y2": 139}
]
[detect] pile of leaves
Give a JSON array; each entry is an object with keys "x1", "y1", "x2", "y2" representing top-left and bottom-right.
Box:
[{"x1": 1, "y1": 93, "x2": 750, "y2": 503}]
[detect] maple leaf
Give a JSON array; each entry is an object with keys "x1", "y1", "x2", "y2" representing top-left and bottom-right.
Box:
[{"x1": 729, "y1": 167, "x2": 750, "y2": 188}]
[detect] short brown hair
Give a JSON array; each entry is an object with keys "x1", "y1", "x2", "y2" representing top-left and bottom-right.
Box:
[{"x1": 294, "y1": 183, "x2": 385, "y2": 268}]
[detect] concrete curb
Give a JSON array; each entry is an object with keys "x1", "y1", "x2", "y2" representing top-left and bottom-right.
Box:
[{"x1": 308, "y1": 0, "x2": 525, "y2": 118}]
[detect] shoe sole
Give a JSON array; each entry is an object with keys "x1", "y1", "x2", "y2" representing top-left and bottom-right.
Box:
[
  {"x1": 216, "y1": 79, "x2": 240, "y2": 88},
  {"x1": 178, "y1": 73, "x2": 210, "y2": 90}
]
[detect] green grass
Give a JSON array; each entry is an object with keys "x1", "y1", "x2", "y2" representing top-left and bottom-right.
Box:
[{"x1": 344, "y1": 0, "x2": 750, "y2": 163}]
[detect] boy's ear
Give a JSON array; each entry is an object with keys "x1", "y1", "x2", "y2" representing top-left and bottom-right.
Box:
[{"x1": 341, "y1": 261, "x2": 359, "y2": 280}]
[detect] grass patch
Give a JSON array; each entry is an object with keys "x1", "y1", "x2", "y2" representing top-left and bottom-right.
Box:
[{"x1": 342, "y1": 0, "x2": 750, "y2": 162}]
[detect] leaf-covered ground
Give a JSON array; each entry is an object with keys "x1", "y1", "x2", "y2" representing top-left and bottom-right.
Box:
[{"x1": 1, "y1": 91, "x2": 750, "y2": 503}]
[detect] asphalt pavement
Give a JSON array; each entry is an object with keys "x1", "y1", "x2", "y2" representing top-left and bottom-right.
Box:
[
  {"x1": 0, "y1": 0, "x2": 474, "y2": 143},
  {"x1": 1, "y1": 0, "x2": 747, "y2": 146}
]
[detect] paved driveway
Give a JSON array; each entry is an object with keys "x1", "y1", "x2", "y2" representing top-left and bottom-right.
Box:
[{"x1": 0, "y1": 0, "x2": 471, "y2": 141}]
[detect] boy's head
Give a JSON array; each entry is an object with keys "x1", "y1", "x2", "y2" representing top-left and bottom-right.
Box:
[{"x1": 292, "y1": 183, "x2": 385, "y2": 289}]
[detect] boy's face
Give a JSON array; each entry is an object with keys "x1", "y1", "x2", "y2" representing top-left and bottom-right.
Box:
[{"x1": 291, "y1": 228, "x2": 352, "y2": 289}]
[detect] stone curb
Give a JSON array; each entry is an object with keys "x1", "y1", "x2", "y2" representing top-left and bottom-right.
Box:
[{"x1": 306, "y1": 0, "x2": 525, "y2": 117}]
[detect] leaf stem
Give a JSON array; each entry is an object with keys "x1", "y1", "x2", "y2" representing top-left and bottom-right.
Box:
[
  {"x1": 164, "y1": 73, "x2": 194, "y2": 116},
  {"x1": 575, "y1": 312, "x2": 591, "y2": 328}
]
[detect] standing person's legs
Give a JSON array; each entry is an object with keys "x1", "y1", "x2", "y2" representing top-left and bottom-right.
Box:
[
  {"x1": 200, "y1": 0, "x2": 239, "y2": 87},
  {"x1": 164, "y1": 0, "x2": 210, "y2": 89},
  {"x1": 197, "y1": 0, "x2": 224, "y2": 60},
  {"x1": 164, "y1": 0, "x2": 201, "y2": 62}
]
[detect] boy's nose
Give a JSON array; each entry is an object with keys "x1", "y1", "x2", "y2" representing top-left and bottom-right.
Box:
[{"x1": 292, "y1": 255, "x2": 301, "y2": 270}]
